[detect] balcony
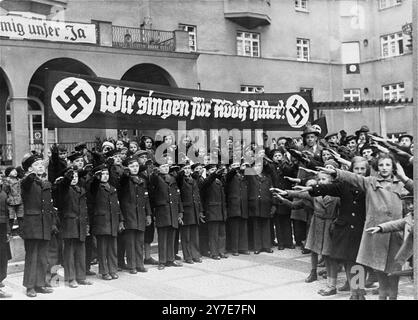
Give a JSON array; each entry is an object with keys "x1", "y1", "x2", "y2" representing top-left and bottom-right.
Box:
[
  {"x1": 112, "y1": 26, "x2": 176, "y2": 52},
  {"x1": 0, "y1": 0, "x2": 68, "y2": 15},
  {"x1": 224, "y1": 0, "x2": 271, "y2": 29}
]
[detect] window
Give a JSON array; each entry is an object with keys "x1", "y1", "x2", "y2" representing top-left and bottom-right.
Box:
[
  {"x1": 295, "y1": 0, "x2": 309, "y2": 11},
  {"x1": 179, "y1": 24, "x2": 197, "y2": 52},
  {"x1": 343, "y1": 89, "x2": 361, "y2": 112},
  {"x1": 379, "y1": 0, "x2": 402, "y2": 10},
  {"x1": 381, "y1": 32, "x2": 404, "y2": 57},
  {"x1": 240, "y1": 85, "x2": 264, "y2": 93},
  {"x1": 297, "y1": 38, "x2": 310, "y2": 61},
  {"x1": 237, "y1": 32, "x2": 260, "y2": 57},
  {"x1": 382, "y1": 82, "x2": 405, "y2": 101}
]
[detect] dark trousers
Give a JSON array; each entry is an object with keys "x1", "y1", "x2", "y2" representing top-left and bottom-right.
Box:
[
  {"x1": 181, "y1": 224, "x2": 200, "y2": 261},
  {"x1": 117, "y1": 231, "x2": 126, "y2": 267},
  {"x1": 376, "y1": 271, "x2": 400, "y2": 299},
  {"x1": 251, "y1": 217, "x2": 271, "y2": 251},
  {"x1": 207, "y1": 221, "x2": 226, "y2": 256},
  {"x1": 0, "y1": 223, "x2": 11, "y2": 283},
  {"x1": 157, "y1": 226, "x2": 176, "y2": 264},
  {"x1": 144, "y1": 220, "x2": 155, "y2": 244},
  {"x1": 63, "y1": 238, "x2": 86, "y2": 282},
  {"x1": 271, "y1": 214, "x2": 293, "y2": 247},
  {"x1": 199, "y1": 222, "x2": 210, "y2": 256},
  {"x1": 227, "y1": 217, "x2": 248, "y2": 253},
  {"x1": 292, "y1": 219, "x2": 307, "y2": 245},
  {"x1": 23, "y1": 239, "x2": 49, "y2": 289},
  {"x1": 85, "y1": 235, "x2": 94, "y2": 271},
  {"x1": 174, "y1": 228, "x2": 180, "y2": 255},
  {"x1": 96, "y1": 235, "x2": 117, "y2": 275},
  {"x1": 124, "y1": 229, "x2": 145, "y2": 270}
]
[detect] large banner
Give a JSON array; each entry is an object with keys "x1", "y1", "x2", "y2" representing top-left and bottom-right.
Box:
[
  {"x1": 0, "y1": 15, "x2": 96, "y2": 44},
  {"x1": 45, "y1": 71, "x2": 312, "y2": 130}
]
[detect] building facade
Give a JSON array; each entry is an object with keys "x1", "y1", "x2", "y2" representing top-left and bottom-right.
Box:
[{"x1": 0, "y1": 0, "x2": 414, "y2": 166}]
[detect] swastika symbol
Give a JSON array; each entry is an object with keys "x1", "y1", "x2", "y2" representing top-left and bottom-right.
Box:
[
  {"x1": 285, "y1": 95, "x2": 309, "y2": 128},
  {"x1": 55, "y1": 81, "x2": 91, "y2": 119},
  {"x1": 51, "y1": 77, "x2": 96, "y2": 124}
]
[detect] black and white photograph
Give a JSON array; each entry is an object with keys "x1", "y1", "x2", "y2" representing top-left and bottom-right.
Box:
[{"x1": 0, "y1": 0, "x2": 417, "y2": 305}]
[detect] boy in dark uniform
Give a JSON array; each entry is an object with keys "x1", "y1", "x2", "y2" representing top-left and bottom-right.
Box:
[
  {"x1": 149, "y1": 158, "x2": 184, "y2": 270},
  {"x1": 87, "y1": 164, "x2": 124, "y2": 280},
  {"x1": 177, "y1": 162, "x2": 204, "y2": 263},
  {"x1": 21, "y1": 154, "x2": 56, "y2": 297},
  {"x1": 225, "y1": 161, "x2": 249, "y2": 256},
  {"x1": 118, "y1": 156, "x2": 152, "y2": 274},
  {"x1": 55, "y1": 166, "x2": 92, "y2": 288},
  {"x1": 200, "y1": 164, "x2": 228, "y2": 260}
]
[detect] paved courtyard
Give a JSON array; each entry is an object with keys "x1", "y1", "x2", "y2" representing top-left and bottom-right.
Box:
[{"x1": 3, "y1": 247, "x2": 414, "y2": 300}]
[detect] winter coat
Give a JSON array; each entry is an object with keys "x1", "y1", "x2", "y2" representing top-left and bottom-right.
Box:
[
  {"x1": 336, "y1": 169, "x2": 413, "y2": 272},
  {"x1": 119, "y1": 173, "x2": 152, "y2": 231},
  {"x1": 55, "y1": 177, "x2": 89, "y2": 241},
  {"x1": 149, "y1": 172, "x2": 183, "y2": 228},
  {"x1": 288, "y1": 190, "x2": 339, "y2": 256},
  {"x1": 177, "y1": 172, "x2": 203, "y2": 226},
  {"x1": 199, "y1": 172, "x2": 227, "y2": 222},
  {"x1": 225, "y1": 169, "x2": 248, "y2": 219},
  {"x1": 309, "y1": 181, "x2": 366, "y2": 262},
  {"x1": 21, "y1": 174, "x2": 55, "y2": 240},
  {"x1": 378, "y1": 213, "x2": 414, "y2": 268},
  {"x1": 246, "y1": 173, "x2": 274, "y2": 219},
  {"x1": 3, "y1": 177, "x2": 23, "y2": 206},
  {"x1": 87, "y1": 179, "x2": 122, "y2": 237}
]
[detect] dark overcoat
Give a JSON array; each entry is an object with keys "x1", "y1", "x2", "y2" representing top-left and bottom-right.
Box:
[
  {"x1": 246, "y1": 173, "x2": 274, "y2": 218},
  {"x1": 310, "y1": 181, "x2": 365, "y2": 261},
  {"x1": 177, "y1": 172, "x2": 203, "y2": 226},
  {"x1": 199, "y1": 172, "x2": 227, "y2": 222},
  {"x1": 118, "y1": 173, "x2": 152, "y2": 231},
  {"x1": 21, "y1": 174, "x2": 54, "y2": 240},
  {"x1": 55, "y1": 177, "x2": 89, "y2": 241},
  {"x1": 225, "y1": 169, "x2": 248, "y2": 219},
  {"x1": 149, "y1": 173, "x2": 183, "y2": 228},
  {"x1": 87, "y1": 179, "x2": 122, "y2": 237}
]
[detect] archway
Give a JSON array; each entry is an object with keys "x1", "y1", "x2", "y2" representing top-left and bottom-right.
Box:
[
  {"x1": 0, "y1": 68, "x2": 13, "y2": 165},
  {"x1": 120, "y1": 63, "x2": 177, "y2": 140},
  {"x1": 25, "y1": 58, "x2": 99, "y2": 151}
]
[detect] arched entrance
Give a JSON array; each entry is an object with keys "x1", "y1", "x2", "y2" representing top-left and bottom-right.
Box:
[
  {"x1": 120, "y1": 63, "x2": 177, "y2": 140},
  {"x1": 27, "y1": 58, "x2": 97, "y2": 152},
  {"x1": 0, "y1": 68, "x2": 13, "y2": 165}
]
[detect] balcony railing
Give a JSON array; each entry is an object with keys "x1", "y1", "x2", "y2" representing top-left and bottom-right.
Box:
[{"x1": 112, "y1": 26, "x2": 175, "y2": 51}]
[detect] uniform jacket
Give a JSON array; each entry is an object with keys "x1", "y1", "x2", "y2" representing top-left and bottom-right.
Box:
[
  {"x1": 379, "y1": 213, "x2": 414, "y2": 267},
  {"x1": 177, "y1": 171, "x2": 203, "y2": 225},
  {"x1": 118, "y1": 173, "x2": 152, "y2": 231},
  {"x1": 246, "y1": 173, "x2": 274, "y2": 218},
  {"x1": 264, "y1": 161, "x2": 296, "y2": 215},
  {"x1": 2, "y1": 177, "x2": 23, "y2": 206},
  {"x1": 309, "y1": 181, "x2": 365, "y2": 261},
  {"x1": 55, "y1": 177, "x2": 89, "y2": 241},
  {"x1": 149, "y1": 172, "x2": 183, "y2": 228},
  {"x1": 87, "y1": 178, "x2": 123, "y2": 237},
  {"x1": 336, "y1": 169, "x2": 413, "y2": 272},
  {"x1": 21, "y1": 174, "x2": 55, "y2": 240},
  {"x1": 225, "y1": 168, "x2": 248, "y2": 219},
  {"x1": 199, "y1": 172, "x2": 227, "y2": 222}
]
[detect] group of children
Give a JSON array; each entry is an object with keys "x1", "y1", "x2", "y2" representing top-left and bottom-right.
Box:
[{"x1": 0, "y1": 125, "x2": 415, "y2": 300}]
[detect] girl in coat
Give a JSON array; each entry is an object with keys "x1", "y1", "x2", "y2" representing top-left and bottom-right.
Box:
[
  {"x1": 319, "y1": 153, "x2": 413, "y2": 300},
  {"x1": 272, "y1": 171, "x2": 340, "y2": 296},
  {"x1": 294, "y1": 156, "x2": 368, "y2": 300}
]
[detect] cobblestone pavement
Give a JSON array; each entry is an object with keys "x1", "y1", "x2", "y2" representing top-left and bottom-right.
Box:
[{"x1": 3, "y1": 247, "x2": 414, "y2": 300}]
